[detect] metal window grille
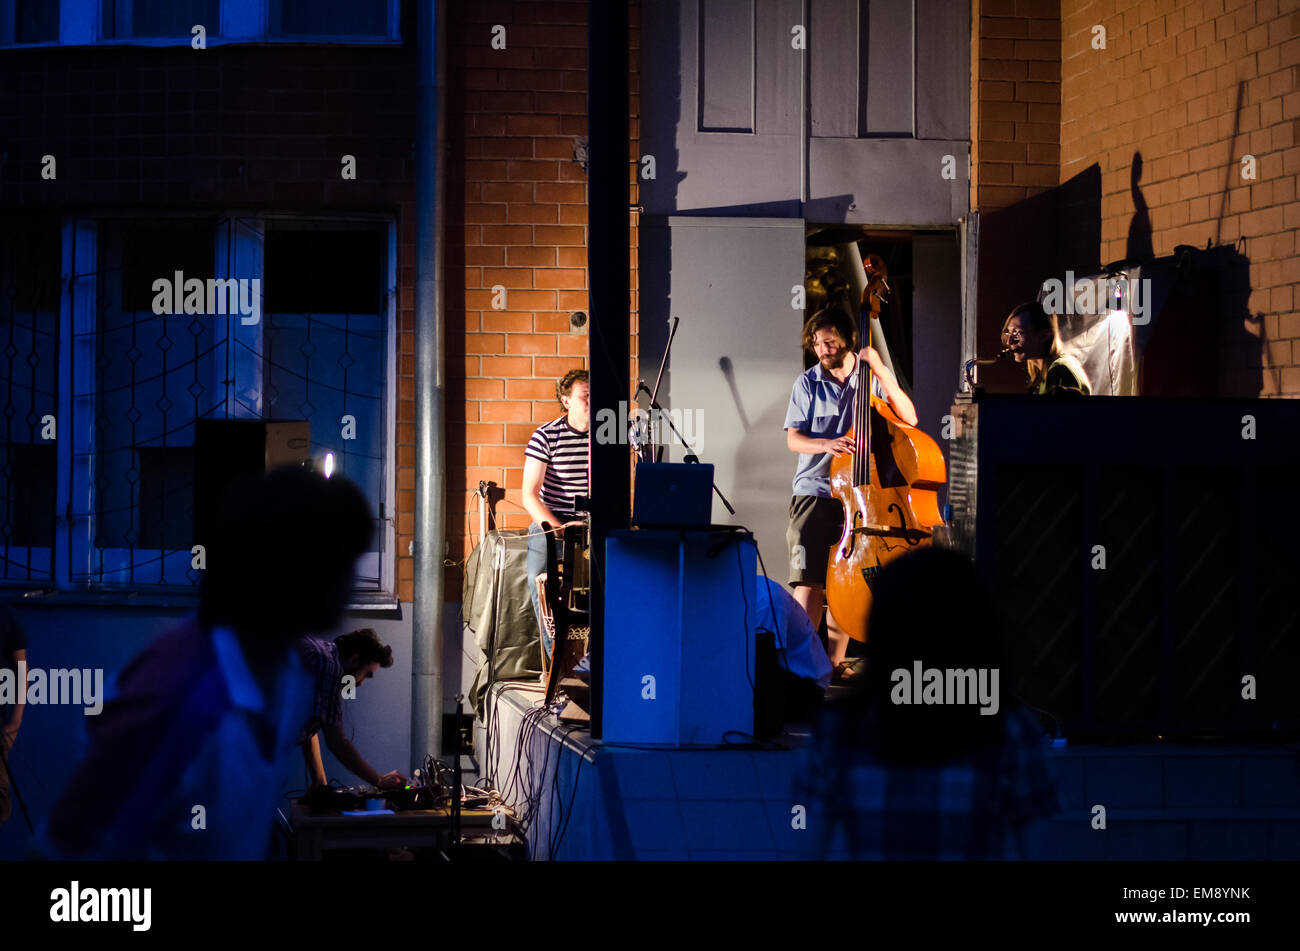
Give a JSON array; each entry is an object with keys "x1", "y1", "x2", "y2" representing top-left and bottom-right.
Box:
[
  {"x1": 1, "y1": 215, "x2": 394, "y2": 594},
  {"x1": 0, "y1": 219, "x2": 61, "y2": 582}
]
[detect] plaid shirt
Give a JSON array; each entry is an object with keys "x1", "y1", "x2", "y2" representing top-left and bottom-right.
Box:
[
  {"x1": 297, "y1": 636, "x2": 344, "y2": 743},
  {"x1": 794, "y1": 703, "x2": 1059, "y2": 860}
]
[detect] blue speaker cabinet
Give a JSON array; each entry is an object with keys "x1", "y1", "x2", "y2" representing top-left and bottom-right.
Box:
[{"x1": 602, "y1": 529, "x2": 756, "y2": 746}]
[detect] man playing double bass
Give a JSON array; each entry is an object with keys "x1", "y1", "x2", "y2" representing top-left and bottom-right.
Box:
[{"x1": 784, "y1": 307, "x2": 916, "y2": 683}]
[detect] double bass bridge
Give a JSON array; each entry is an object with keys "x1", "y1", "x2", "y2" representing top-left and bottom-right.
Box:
[{"x1": 849, "y1": 522, "x2": 932, "y2": 545}]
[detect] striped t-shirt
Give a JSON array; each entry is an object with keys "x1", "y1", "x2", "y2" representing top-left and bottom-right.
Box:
[{"x1": 524, "y1": 416, "x2": 589, "y2": 520}]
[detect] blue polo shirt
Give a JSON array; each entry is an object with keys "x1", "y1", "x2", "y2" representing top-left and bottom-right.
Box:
[
  {"x1": 37, "y1": 619, "x2": 310, "y2": 860},
  {"x1": 784, "y1": 358, "x2": 884, "y2": 497}
]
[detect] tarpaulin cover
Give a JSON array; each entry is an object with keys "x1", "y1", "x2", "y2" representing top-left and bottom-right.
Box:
[{"x1": 463, "y1": 530, "x2": 542, "y2": 718}]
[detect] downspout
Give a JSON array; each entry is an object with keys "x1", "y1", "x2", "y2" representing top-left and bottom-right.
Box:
[{"x1": 413, "y1": 0, "x2": 447, "y2": 761}]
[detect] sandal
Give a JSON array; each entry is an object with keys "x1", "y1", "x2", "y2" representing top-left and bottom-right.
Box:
[{"x1": 832, "y1": 660, "x2": 859, "y2": 685}]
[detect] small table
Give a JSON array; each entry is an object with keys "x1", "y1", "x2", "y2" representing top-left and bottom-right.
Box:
[{"x1": 290, "y1": 802, "x2": 516, "y2": 860}]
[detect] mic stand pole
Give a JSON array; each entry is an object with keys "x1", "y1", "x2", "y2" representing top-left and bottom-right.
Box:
[
  {"x1": 635, "y1": 315, "x2": 736, "y2": 515},
  {"x1": 450, "y1": 694, "x2": 463, "y2": 854},
  {"x1": 644, "y1": 315, "x2": 679, "y2": 464},
  {"x1": 0, "y1": 739, "x2": 33, "y2": 834},
  {"x1": 634, "y1": 381, "x2": 736, "y2": 517}
]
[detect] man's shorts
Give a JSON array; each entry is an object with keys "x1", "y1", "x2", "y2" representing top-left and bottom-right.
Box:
[{"x1": 786, "y1": 495, "x2": 845, "y2": 587}]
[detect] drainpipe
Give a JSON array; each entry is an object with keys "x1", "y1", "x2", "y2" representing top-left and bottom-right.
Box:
[{"x1": 413, "y1": 0, "x2": 447, "y2": 762}]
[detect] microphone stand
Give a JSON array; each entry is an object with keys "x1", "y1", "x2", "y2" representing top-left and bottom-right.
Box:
[
  {"x1": 0, "y1": 738, "x2": 33, "y2": 834},
  {"x1": 634, "y1": 316, "x2": 736, "y2": 517}
]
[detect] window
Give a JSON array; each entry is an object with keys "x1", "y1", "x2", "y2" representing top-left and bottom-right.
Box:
[
  {"x1": 0, "y1": 0, "x2": 60, "y2": 45},
  {"x1": 0, "y1": 215, "x2": 396, "y2": 597},
  {"x1": 101, "y1": 0, "x2": 219, "y2": 39},
  {"x1": 263, "y1": 222, "x2": 390, "y2": 590},
  {"x1": 0, "y1": 0, "x2": 401, "y2": 47},
  {"x1": 0, "y1": 220, "x2": 60, "y2": 583}
]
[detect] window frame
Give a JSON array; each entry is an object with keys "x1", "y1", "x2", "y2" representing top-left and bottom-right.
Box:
[
  {"x1": 0, "y1": 211, "x2": 398, "y2": 605},
  {"x1": 0, "y1": 0, "x2": 63, "y2": 47},
  {"x1": 0, "y1": 0, "x2": 402, "y2": 49}
]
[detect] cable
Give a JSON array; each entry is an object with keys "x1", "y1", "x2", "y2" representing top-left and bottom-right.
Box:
[
  {"x1": 754, "y1": 543, "x2": 796, "y2": 679},
  {"x1": 549, "y1": 731, "x2": 587, "y2": 859}
]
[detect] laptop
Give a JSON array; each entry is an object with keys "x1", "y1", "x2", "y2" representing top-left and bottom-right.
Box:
[{"x1": 632, "y1": 462, "x2": 714, "y2": 529}]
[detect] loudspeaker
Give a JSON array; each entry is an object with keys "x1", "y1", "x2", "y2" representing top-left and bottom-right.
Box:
[
  {"x1": 192, "y1": 419, "x2": 310, "y2": 549},
  {"x1": 602, "y1": 528, "x2": 756, "y2": 746}
]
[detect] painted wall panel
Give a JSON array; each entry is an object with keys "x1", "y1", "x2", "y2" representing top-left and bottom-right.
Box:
[
  {"x1": 809, "y1": 0, "x2": 858, "y2": 138},
  {"x1": 860, "y1": 0, "x2": 914, "y2": 136},
  {"x1": 807, "y1": 137, "x2": 968, "y2": 225},
  {"x1": 640, "y1": 217, "x2": 806, "y2": 580},
  {"x1": 699, "y1": 0, "x2": 755, "y2": 132},
  {"x1": 915, "y1": 0, "x2": 970, "y2": 140},
  {"x1": 643, "y1": 0, "x2": 801, "y2": 216}
]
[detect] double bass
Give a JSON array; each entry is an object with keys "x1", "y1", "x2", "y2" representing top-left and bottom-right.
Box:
[{"x1": 824, "y1": 255, "x2": 947, "y2": 642}]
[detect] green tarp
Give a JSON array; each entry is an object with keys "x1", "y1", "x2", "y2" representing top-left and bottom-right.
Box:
[{"x1": 464, "y1": 530, "x2": 543, "y2": 718}]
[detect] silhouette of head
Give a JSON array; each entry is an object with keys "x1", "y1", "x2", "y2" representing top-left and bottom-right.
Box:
[
  {"x1": 841, "y1": 547, "x2": 1012, "y2": 765},
  {"x1": 198, "y1": 466, "x2": 373, "y2": 649}
]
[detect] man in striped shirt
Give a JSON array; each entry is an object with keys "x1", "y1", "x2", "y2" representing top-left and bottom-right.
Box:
[{"x1": 522, "y1": 369, "x2": 590, "y2": 658}]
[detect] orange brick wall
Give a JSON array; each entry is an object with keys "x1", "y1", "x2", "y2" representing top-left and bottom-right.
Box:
[
  {"x1": 973, "y1": 0, "x2": 1064, "y2": 211},
  {"x1": 440, "y1": 0, "x2": 640, "y2": 599},
  {"x1": 1060, "y1": 0, "x2": 1299, "y2": 397}
]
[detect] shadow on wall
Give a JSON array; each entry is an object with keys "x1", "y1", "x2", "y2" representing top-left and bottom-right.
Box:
[
  {"x1": 979, "y1": 137, "x2": 1270, "y2": 398},
  {"x1": 1126, "y1": 152, "x2": 1154, "y2": 264},
  {"x1": 1120, "y1": 146, "x2": 1261, "y2": 399},
  {"x1": 728, "y1": 393, "x2": 798, "y2": 578},
  {"x1": 976, "y1": 164, "x2": 1102, "y2": 392}
]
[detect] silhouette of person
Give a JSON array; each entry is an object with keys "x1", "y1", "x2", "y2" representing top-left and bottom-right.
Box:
[
  {"x1": 1126, "y1": 152, "x2": 1154, "y2": 264},
  {"x1": 39, "y1": 465, "x2": 374, "y2": 860},
  {"x1": 0, "y1": 602, "x2": 28, "y2": 825},
  {"x1": 795, "y1": 547, "x2": 1059, "y2": 859}
]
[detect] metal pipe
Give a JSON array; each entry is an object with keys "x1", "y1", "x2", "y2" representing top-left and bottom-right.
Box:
[
  {"x1": 413, "y1": 0, "x2": 447, "y2": 762},
  {"x1": 959, "y1": 211, "x2": 979, "y2": 391}
]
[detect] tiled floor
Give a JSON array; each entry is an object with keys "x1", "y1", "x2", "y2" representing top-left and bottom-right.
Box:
[{"x1": 474, "y1": 683, "x2": 1300, "y2": 860}]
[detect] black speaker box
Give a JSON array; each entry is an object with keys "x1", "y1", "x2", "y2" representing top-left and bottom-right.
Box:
[{"x1": 192, "y1": 419, "x2": 310, "y2": 549}]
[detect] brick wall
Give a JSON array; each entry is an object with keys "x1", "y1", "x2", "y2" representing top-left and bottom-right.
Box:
[
  {"x1": 0, "y1": 42, "x2": 422, "y2": 598},
  {"x1": 444, "y1": 0, "x2": 640, "y2": 597},
  {"x1": 1060, "y1": 0, "x2": 1299, "y2": 397},
  {"x1": 0, "y1": 46, "x2": 415, "y2": 210},
  {"x1": 972, "y1": 0, "x2": 1063, "y2": 211}
]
